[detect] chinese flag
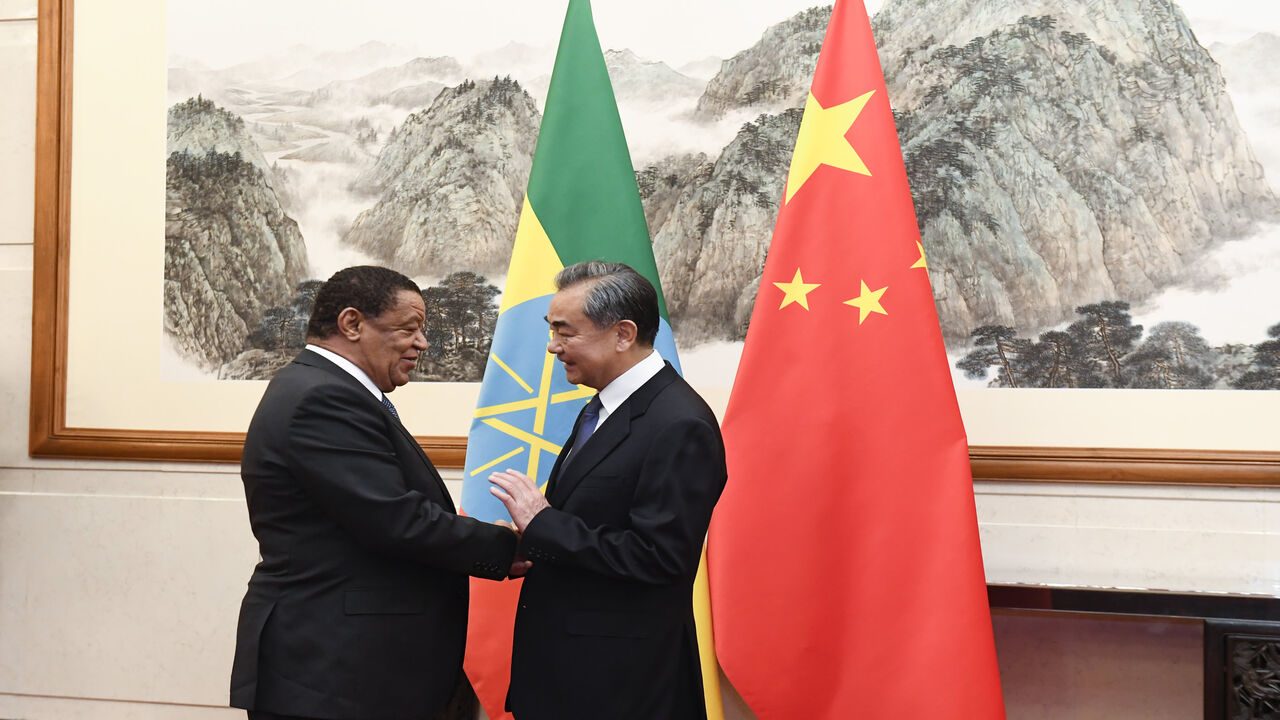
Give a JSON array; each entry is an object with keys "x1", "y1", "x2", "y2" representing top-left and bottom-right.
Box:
[{"x1": 706, "y1": 1, "x2": 1006, "y2": 718}]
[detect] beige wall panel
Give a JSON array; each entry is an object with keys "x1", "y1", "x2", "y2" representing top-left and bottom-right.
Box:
[
  {"x1": 2, "y1": 261, "x2": 34, "y2": 464},
  {"x1": 0, "y1": 18, "x2": 35, "y2": 246},
  {"x1": 0, "y1": 489, "x2": 256, "y2": 704},
  {"x1": 0, "y1": 2, "x2": 38, "y2": 19},
  {"x1": 976, "y1": 482, "x2": 1280, "y2": 595}
]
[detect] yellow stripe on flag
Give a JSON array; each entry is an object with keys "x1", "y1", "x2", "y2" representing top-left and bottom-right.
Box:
[
  {"x1": 467, "y1": 446, "x2": 527, "y2": 477},
  {"x1": 499, "y1": 197, "x2": 564, "y2": 313},
  {"x1": 694, "y1": 542, "x2": 725, "y2": 720}
]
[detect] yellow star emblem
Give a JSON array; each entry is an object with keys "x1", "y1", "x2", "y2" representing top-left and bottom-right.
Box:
[
  {"x1": 773, "y1": 269, "x2": 821, "y2": 310},
  {"x1": 469, "y1": 328, "x2": 594, "y2": 480},
  {"x1": 843, "y1": 280, "x2": 888, "y2": 324},
  {"x1": 784, "y1": 90, "x2": 875, "y2": 204},
  {"x1": 911, "y1": 241, "x2": 927, "y2": 270}
]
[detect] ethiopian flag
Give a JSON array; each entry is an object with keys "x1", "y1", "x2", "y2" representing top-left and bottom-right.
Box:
[{"x1": 458, "y1": 2, "x2": 721, "y2": 718}]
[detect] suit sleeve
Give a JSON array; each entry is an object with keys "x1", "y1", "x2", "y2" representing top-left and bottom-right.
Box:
[
  {"x1": 520, "y1": 415, "x2": 725, "y2": 585},
  {"x1": 286, "y1": 382, "x2": 517, "y2": 580}
]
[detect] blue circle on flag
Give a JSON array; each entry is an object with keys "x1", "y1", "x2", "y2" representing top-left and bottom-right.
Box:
[{"x1": 459, "y1": 294, "x2": 682, "y2": 521}]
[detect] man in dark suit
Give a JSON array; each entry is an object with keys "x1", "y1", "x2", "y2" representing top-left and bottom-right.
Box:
[
  {"x1": 489, "y1": 261, "x2": 728, "y2": 720},
  {"x1": 231, "y1": 265, "x2": 520, "y2": 720}
]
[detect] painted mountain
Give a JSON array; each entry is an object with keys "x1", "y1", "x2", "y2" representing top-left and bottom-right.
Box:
[
  {"x1": 164, "y1": 97, "x2": 309, "y2": 372},
  {"x1": 693, "y1": 6, "x2": 829, "y2": 120},
  {"x1": 875, "y1": 0, "x2": 1276, "y2": 343},
  {"x1": 647, "y1": 0, "x2": 1277, "y2": 356},
  {"x1": 162, "y1": 0, "x2": 1278, "y2": 387},
  {"x1": 343, "y1": 77, "x2": 540, "y2": 277}
]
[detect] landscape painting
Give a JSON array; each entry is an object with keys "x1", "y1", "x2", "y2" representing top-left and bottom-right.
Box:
[{"x1": 163, "y1": 0, "x2": 1280, "y2": 391}]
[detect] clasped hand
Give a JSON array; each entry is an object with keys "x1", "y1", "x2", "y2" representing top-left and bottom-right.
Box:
[{"x1": 493, "y1": 518, "x2": 532, "y2": 578}]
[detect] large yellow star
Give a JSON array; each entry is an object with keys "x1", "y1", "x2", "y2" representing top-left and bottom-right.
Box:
[
  {"x1": 843, "y1": 280, "x2": 888, "y2": 324},
  {"x1": 773, "y1": 268, "x2": 821, "y2": 310},
  {"x1": 784, "y1": 90, "x2": 875, "y2": 204}
]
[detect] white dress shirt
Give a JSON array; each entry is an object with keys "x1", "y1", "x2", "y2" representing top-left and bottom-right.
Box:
[{"x1": 589, "y1": 349, "x2": 665, "y2": 433}]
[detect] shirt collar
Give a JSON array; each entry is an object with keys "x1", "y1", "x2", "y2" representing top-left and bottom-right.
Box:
[
  {"x1": 306, "y1": 344, "x2": 384, "y2": 401},
  {"x1": 597, "y1": 349, "x2": 664, "y2": 417}
]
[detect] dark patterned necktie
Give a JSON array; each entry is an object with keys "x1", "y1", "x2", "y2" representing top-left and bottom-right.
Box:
[
  {"x1": 567, "y1": 395, "x2": 602, "y2": 460},
  {"x1": 381, "y1": 394, "x2": 399, "y2": 420}
]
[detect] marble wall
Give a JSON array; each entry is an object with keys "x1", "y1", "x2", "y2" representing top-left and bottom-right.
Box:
[
  {"x1": 1, "y1": 6, "x2": 248, "y2": 717},
  {"x1": 1, "y1": 2, "x2": 1277, "y2": 718}
]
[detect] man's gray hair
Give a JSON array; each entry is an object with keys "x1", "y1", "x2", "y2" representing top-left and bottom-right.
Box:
[{"x1": 555, "y1": 261, "x2": 659, "y2": 347}]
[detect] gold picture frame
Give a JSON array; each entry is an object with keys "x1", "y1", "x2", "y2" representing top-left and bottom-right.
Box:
[{"x1": 29, "y1": 0, "x2": 1280, "y2": 484}]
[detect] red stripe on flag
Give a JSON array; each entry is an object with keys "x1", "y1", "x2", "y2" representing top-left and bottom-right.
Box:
[{"x1": 464, "y1": 577, "x2": 522, "y2": 720}]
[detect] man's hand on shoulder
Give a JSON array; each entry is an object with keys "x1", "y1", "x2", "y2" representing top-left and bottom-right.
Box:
[{"x1": 488, "y1": 469, "x2": 550, "y2": 532}]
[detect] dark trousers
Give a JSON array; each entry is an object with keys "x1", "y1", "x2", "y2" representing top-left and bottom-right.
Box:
[{"x1": 246, "y1": 671, "x2": 476, "y2": 720}]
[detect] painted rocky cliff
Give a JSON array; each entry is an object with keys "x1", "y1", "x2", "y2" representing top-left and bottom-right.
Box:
[
  {"x1": 342, "y1": 77, "x2": 539, "y2": 277},
  {"x1": 164, "y1": 97, "x2": 309, "y2": 370}
]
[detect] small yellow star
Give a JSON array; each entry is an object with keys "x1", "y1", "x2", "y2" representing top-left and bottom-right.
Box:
[
  {"x1": 911, "y1": 241, "x2": 927, "y2": 270},
  {"x1": 773, "y1": 269, "x2": 821, "y2": 310},
  {"x1": 843, "y1": 280, "x2": 888, "y2": 324},
  {"x1": 784, "y1": 90, "x2": 875, "y2": 204}
]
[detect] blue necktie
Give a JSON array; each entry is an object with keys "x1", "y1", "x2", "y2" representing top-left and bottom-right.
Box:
[
  {"x1": 381, "y1": 394, "x2": 399, "y2": 420},
  {"x1": 567, "y1": 395, "x2": 602, "y2": 461}
]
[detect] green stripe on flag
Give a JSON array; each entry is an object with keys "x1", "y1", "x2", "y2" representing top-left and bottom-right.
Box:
[{"x1": 525, "y1": 0, "x2": 669, "y2": 320}]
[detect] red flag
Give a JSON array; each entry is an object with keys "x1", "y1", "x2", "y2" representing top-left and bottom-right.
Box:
[{"x1": 706, "y1": 1, "x2": 1006, "y2": 718}]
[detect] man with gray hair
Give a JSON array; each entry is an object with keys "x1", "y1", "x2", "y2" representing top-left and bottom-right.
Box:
[{"x1": 489, "y1": 260, "x2": 728, "y2": 720}]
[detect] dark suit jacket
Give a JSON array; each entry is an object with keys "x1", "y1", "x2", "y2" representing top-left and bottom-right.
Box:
[
  {"x1": 507, "y1": 363, "x2": 728, "y2": 720},
  {"x1": 230, "y1": 349, "x2": 517, "y2": 719}
]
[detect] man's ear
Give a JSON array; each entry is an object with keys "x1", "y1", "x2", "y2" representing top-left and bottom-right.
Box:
[
  {"x1": 615, "y1": 319, "x2": 638, "y2": 350},
  {"x1": 336, "y1": 307, "x2": 363, "y2": 341}
]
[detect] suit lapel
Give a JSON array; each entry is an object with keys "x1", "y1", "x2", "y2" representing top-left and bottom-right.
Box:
[
  {"x1": 386, "y1": 411, "x2": 454, "y2": 511},
  {"x1": 549, "y1": 364, "x2": 679, "y2": 506},
  {"x1": 294, "y1": 350, "x2": 454, "y2": 510},
  {"x1": 549, "y1": 411, "x2": 631, "y2": 504}
]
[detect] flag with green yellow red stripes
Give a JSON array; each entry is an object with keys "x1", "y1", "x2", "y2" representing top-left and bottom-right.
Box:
[{"x1": 458, "y1": 1, "x2": 722, "y2": 718}]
